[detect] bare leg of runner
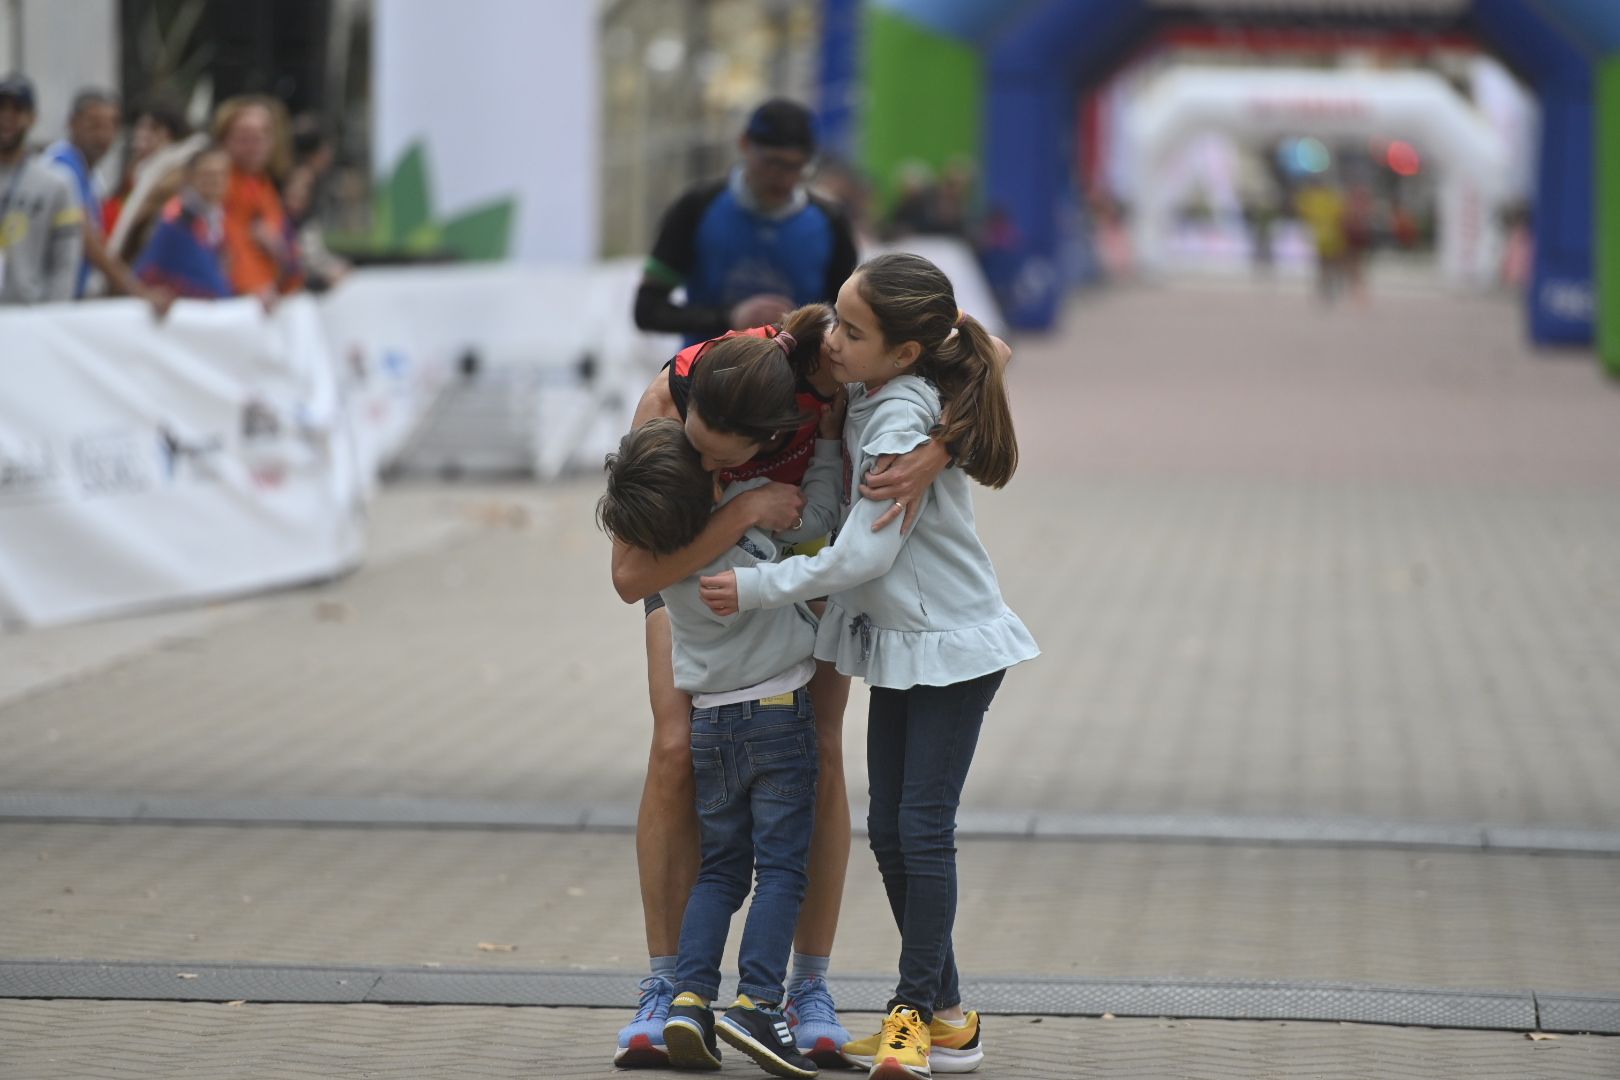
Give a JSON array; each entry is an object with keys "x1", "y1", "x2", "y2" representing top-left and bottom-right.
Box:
[
  {"x1": 615, "y1": 605, "x2": 699, "y2": 1067},
  {"x1": 637, "y1": 605, "x2": 700, "y2": 955},
  {"x1": 797, "y1": 658, "x2": 852, "y2": 955}
]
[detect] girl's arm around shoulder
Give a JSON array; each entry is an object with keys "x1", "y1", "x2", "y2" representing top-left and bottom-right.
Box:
[
  {"x1": 708, "y1": 488, "x2": 920, "y2": 615},
  {"x1": 610, "y1": 484, "x2": 806, "y2": 603},
  {"x1": 858, "y1": 391, "x2": 949, "y2": 533}
]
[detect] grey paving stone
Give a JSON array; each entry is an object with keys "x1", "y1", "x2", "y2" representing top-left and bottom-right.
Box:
[
  {"x1": 3, "y1": 284, "x2": 1620, "y2": 1074},
  {"x1": 1, "y1": 292, "x2": 1618, "y2": 837},
  {"x1": 4, "y1": 824, "x2": 1617, "y2": 994},
  {"x1": 3, "y1": 1001, "x2": 1616, "y2": 1080}
]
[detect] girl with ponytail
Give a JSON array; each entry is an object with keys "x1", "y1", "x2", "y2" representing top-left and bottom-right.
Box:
[{"x1": 697, "y1": 252, "x2": 1037, "y2": 1078}]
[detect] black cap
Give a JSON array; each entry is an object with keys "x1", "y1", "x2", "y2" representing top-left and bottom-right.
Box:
[
  {"x1": 744, "y1": 98, "x2": 816, "y2": 153},
  {"x1": 0, "y1": 73, "x2": 36, "y2": 110}
]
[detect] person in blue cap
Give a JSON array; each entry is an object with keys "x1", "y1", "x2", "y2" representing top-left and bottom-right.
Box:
[{"x1": 634, "y1": 98, "x2": 859, "y2": 348}]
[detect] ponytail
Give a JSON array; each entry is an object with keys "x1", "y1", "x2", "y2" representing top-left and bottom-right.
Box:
[
  {"x1": 927, "y1": 313, "x2": 1017, "y2": 488},
  {"x1": 777, "y1": 302, "x2": 835, "y2": 383},
  {"x1": 853, "y1": 253, "x2": 1019, "y2": 488}
]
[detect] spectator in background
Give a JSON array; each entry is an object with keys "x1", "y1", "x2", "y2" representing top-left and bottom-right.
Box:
[
  {"x1": 107, "y1": 96, "x2": 206, "y2": 267},
  {"x1": 0, "y1": 74, "x2": 84, "y2": 305},
  {"x1": 214, "y1": 95, "x2": 301, "y2": 299},
  {"x1": 928, "y1": 158, "x2": 977, "y2": 238},
  {"x1": 634, "y1": 98, "x2": 857, "y2": 346},
  {"x1": 885, "y1": 160, "x2": 938, "y2": 239},
  {"x1": 133, "y1": 143, "x2": 233, "y2": 300},
  {"x1": 281, "y1": 114, "x2": 348, "y2": 291},
  {"x1": 1295, "y1": 180, "x2": 1348, "y2": 303},
  {"x1": 44, "y1": 88, "x2": 170, "y2": 313},
  {"x1": 104, "y1": 95, "x2": 189, "y2": 237},
  {"x1": 809, "y1": 153, "x2": 877, "y2": 249},
  {"x1": 885, "y1": 158, "x2": 978, "y2": 241}
]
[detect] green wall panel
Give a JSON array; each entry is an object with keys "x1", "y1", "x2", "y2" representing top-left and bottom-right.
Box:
[
  {"x1": 860, "y1": 7, "x2": 984, "y2": 211},
  {"x1": 1599, "y1": 57, "x2": 1620, "y2": 377}
]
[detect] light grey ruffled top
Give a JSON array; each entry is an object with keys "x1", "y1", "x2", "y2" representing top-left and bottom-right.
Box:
[{"x1": 732, "y1": 374, "x2": 1038, "y2": 690}]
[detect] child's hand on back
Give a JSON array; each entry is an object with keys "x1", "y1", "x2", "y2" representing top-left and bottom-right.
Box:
[
  {"x1": 699, "y1": 571, "x2": 740, "y2": 617},
  {"x1": 740, "y1": 482, "x2": 807, "y2": 532},
  {"x1": 818, "y1": 386, "x2": 848, "y2": 440}
]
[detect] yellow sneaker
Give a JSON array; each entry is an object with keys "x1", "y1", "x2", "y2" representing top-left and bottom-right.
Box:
[
  {"x1": 844, "y1": 1010, "x2": 981, "y2": 1073},
  {"x1": 864, "y1": 1006, "x2": 932, "y2": 1079}
]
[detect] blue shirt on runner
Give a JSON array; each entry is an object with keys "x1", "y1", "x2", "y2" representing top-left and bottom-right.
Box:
[
  {"x1": 44, "y1": 141, "x2": 99, "y2": 298},
  {"x1": 635, "y1": 167, "x2": 858, "y2": 347}
]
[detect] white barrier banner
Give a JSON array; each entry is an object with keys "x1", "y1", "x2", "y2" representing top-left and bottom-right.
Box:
[
  {"x1": 319, "y1": 261, "x2": 679, "y2": 480},
  {"x1": 0, "y1": 296, "x2": 365, "y2": 628}
]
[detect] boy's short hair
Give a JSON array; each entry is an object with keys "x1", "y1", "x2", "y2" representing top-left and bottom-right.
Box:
[{"x1": 597, "y1": 417, "x2": 712, "y2": 555}]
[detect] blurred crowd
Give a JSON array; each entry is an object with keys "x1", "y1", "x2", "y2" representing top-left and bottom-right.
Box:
[
  {"x1": 814, "y1": 154, "x2": 989, "y2": 251},
  {"x1": 0, "y1": 73, "x2": 346, "y2": 315}
]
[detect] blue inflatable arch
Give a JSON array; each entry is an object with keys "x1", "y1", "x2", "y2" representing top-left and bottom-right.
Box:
[{"x1": 824, "y1": 1, "x2": 1617, "y2": 344}]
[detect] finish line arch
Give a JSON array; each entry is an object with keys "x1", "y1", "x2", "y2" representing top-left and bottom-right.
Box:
[{"x1": 1126, "y1": 67, "x2": 1509, "y2": 286}]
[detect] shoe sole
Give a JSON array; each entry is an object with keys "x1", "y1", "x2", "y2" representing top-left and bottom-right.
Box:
[
  {"x1": 931, "y1": 1046, "x2": 982, "y2": 1073},
  {"x1": 869, "y1": 1057, "x2": 931, "y2": 1080},
  {"x1": 846, "y1": 1044, "x2": 980, "y2": 1073},
  {"x1": 716, "y1": 1016, "x2": 819, "y2": 1079},
  {"x1": 613, "y1": 1033, "x2": 669, "y2": 1068},
  {"x1": 663, "y1": 1019, "x2": 723, "y2": 1070},
  {"x1": 804, "y1": 1036, "x2": 856, "y2": 1069}
]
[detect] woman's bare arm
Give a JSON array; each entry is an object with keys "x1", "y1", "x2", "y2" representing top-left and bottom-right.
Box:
[{"x1": 610, "y1": 484, "x2": 806, "y2": 602}]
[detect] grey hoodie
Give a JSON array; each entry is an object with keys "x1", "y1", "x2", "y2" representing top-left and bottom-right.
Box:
[
  {"x1": 732, "y1": 375, "x2": 1038, "y2": 690},
  {"x1": 662, "y1": 438, "x2": 843, "y2": 696},
  {"x1": 0, "y1": 156, "x2": 83, "y2": 305}
]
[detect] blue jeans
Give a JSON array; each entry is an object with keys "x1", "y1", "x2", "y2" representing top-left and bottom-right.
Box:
[
  {"x1": 674, "y1": 687, "x2": 818, "y2": 1005},
  {"x1": 866, "y1": 669, "x2": 1006, "y2": 1023}
]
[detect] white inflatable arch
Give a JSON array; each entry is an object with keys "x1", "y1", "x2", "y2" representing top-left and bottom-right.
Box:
[{"x1": 1126, "y1": 67, "x2": 1510, "y2": 286}]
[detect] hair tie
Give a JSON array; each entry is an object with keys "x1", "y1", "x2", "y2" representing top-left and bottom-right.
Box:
[
  {"x1": 954, "y1": 308, "x2": 966, "y2": 327},
  {"x1": 774, "y1": 330, "x2": 797, "y2": 355}
]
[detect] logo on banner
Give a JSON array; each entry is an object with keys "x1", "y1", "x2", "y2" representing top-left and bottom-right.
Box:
[
  {"x1": 242, "y1": 398, "x2": 289, "y2": 489},
  {"x1": 0, "y1": 435, "x2": 63, "y2": 502},
  {"x1": 73, "y1": 431, "x2": 155, "y2": 496},
  {"x1": 241, "y1": 396, "x2": 334, "y2": 491},
  {"x1": 158, "y1": 425, "x2": 225, "y2": 483},
  {"x1": 1539, "y1": 279, "x2": 1594, "y2": 324}
]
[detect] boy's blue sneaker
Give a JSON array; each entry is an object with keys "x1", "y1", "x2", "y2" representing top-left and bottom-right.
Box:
[
  {"x1": 614, "y1": 976, "x2": 675, "y2": 1067},
  {"x1": 783, "y1": 975, "x2": 853, "y2": 1067}
]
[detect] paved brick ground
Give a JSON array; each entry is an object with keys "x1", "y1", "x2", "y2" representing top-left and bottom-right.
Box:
[
  {"x1": 2, "y1": 1002, "x2": 1614, "y2": 1080},
  {"x1": 3, "y1": 824, "x2": 1617, "y2": 992},
  {"x1": 3, "y1": 290, "x2": 1618, "y2": 831}
]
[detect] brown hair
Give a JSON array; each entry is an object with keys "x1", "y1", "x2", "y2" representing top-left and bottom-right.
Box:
[
  {"x1": 211, "y1": 95, "x2": 292, "y2": 181},
  {"x1": 597, "y1": 418, "x2": 713, "y2": 555},
  {"x1": 854, "y1": 253, "x2": 1018, "y2": 488},
  {"x1": 688, "y1": 303, "x2": 833, "y2": 444}
]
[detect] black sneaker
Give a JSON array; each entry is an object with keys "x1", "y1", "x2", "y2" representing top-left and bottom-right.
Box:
[
  {"x1": 716, "y1": 998, "x2": 819, "y2": 1078},
  {"x1": 663, "y1": 993, "x2": 723, "y2": 1070}
]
